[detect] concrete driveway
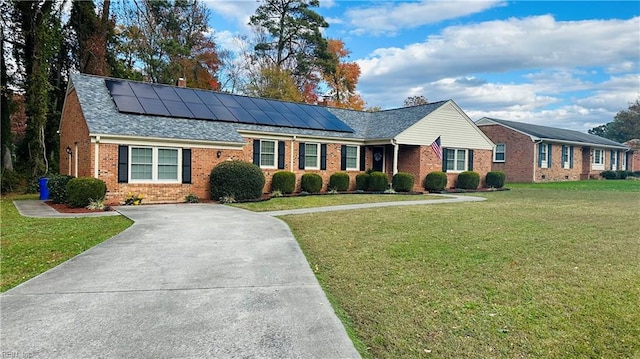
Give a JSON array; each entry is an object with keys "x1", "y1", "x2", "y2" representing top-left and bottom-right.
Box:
[{"x1": 0, "y1": 204, "x2": 360, "y2": 358}]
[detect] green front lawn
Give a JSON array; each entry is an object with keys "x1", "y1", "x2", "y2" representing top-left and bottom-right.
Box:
[
  {"x1": 0, "y1": 195, "x2": 133, "y2": 292},
  {"x1": 281, "y1": 181, "x2": 640, "y2": 358}
]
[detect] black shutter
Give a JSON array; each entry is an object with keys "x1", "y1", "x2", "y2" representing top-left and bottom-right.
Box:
[
  {"x1": 442, "y1": 149, "x2": 448, "y2": 172},
  {"x1": 547, "y1": 144, "x2": 552, "y2": 167},
  {"x1": 182, "y1": 149, "x2": 192, "y2": 184},
  {"x1": 340, "y1": 145, "x2": 347, "y2": 170},
  {"x1": 320, "y1": 144, "x2": 327, "y2": 170},
  {"x1": 277, "y1": 141, "x2": 285, "y2": 169},
  {"x1": 626, "y1": 151, "x2": 631, "y2": 170},
  {"x1": 468, "y1": 150, "x2": 474, "y2": 171},
  {"x1": 360, "y1": 146, "x2": 366, "y2": 171},
  {"x1": 253, "y1": 140, "x2": 260, "y2": 165},
  {"x1": 569, "y1": 146, "x2": 574, "y2": 169},
  {"x1": 538, "y1": 143, "x2": 543, "y2": 167},
  {"x1": 299, "y1": 142, "x2": 305, "y2": 169},
  {"x1": 610, "y1": 150, "x2": 614, "y2": 170},
  {"x1": 118, "y1": 145, "x2": 128, "y2": 183}
]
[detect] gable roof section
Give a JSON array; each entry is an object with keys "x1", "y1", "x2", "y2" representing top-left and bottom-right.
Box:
[{"x1": 476, "y1": 117, "x2": 628, "y2": 150}]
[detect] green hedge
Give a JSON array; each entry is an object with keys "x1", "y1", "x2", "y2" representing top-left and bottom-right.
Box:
[
  {"x1": 329, "y1": 172, "x2": 350, "y2": 191},
  {"x1": 65, "y1": 177, "x2": 107, "y2": 208},
  {"x1": 600, "y1": 170, "x2": 618, "y2": 180},
  {"x1": 368, "y1": 171, "x2": 388, "y2": 191},
  {"x1": 423, "y1": 171, "x2": 448, "y2": 191},
  {"x1": 48, "y1": 174, "x2": 75, "y2": 204},
  {"x1": 485, "y1": 171, "x2": 506, "y2": 188},
  {"x1": 0, "y1": 170, "x2": 21, "y2": 193},
  {"x1": 301, "y1": 173, "x2": 323, "y2": 193},
  {"x1": 392, "y1": 172, "x2": 414, "y2": 192},
  {"x1": 355, "y1": 173, "x2": 369, "y2": 190},
  {"x1": 271, "y1": 171, "x2": 296, "y2": 194},
  {"x1": 456, "y1": 171, "x2": 480, "y2": 189},
  {"x1": 210, "y1": 160, "x2": 265, "y2": 201}
]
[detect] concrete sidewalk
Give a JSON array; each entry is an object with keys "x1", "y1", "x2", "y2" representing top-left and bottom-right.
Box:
[{"x1": 1, "y1": 204, "x2": 360, "y2": 358}]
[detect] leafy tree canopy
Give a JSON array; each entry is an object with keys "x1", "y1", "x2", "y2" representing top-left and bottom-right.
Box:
[
  {"x1": 403, "y1": 95, "x2": 429, "y2": 107},
  {"x1": 589, "y1": 99, "x2": 640, "y2": 143}
]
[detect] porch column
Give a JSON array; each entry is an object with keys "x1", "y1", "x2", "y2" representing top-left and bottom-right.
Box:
[{"x1": 392, "y1": 141, "x2": 399, "y2": 175}]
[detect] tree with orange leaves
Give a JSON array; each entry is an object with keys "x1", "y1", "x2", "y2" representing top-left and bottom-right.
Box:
[{"x1": 322, "y1": 39, "x2": 365, "y2": 110}]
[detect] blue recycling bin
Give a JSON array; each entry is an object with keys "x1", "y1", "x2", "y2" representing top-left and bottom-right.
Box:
[{"x1": 39, "y1": 177, "x2": 49, "y2": 200}]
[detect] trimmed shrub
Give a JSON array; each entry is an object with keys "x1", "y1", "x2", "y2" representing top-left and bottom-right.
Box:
[
  {"x1": 65, "y1": 177, "x2": 107, "y2": 208},
  {"x1": 368, "y1": 171, "x2": 388, "y2": 191},
  {"x1": 355, "y1": 173, "x2": 369, "y2": 190},
  {"x1": 634, "y1": 171, "x2": 640, "y2": 178},
  {"x1": 392, "y1": 172, "x2": 414, "y2": 192},
  {"x1": 456, "y1": 171, "x2": 480, "y2": 189},
  {"x1": 210, "y1": 160, "x2": 265, "y2": 201},
  {"x1": 301, "y1": 173, "x2": 322, "y2": 193},
  {"x1": 47, "y1": 174, "x2": 75, "y2": 203},
  {"x1": 271, "y1": 171, "x2": 296, "y2": 194},
  {"x1": 485, "y1": 171, "x2": 506, "y2": 188},
  {"x1": 423, "y1": 171, "x2": 448, "y2": 192},
  {"x1": 616, "y1": 170, "x2": 628, "y2": 179},
  {"x1": 329, "y1": 172, "x2": 350, "y2": 191},
  {"x1": 600, "y1": 170, "x2": 618, "y2": 180}
]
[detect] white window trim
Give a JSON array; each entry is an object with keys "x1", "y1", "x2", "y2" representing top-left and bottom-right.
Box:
[
  {"x1": 446, "y1": 148, "x2": 468, "y2": 173},
  {"x1": 345, "y1": 145, "x2": 359, "y2": 170},
  {"x1": 621, "y1": 152, "x2": 627, "y2": 170},
  {"x1": 259, "y1": 140, "x2": 277, "y2": 169},
  {"x1": 592, "y1": 148, "x2": 604, "y2": 170},
  {"x1": 493, "y1": 143, "x2": 505, "y2": 163},
  {"x1": 611, "y1": 151, "x2": 618, "y2": 171},
  {"x1": 129, "y1": 146, "x2": 181, "y2": 183},
  {"x1": 540, "y1": 145, "x2": 548, "y2": 169},
  {"x1": 562, "y1": 146, "x2": 571, "y2": 169},
  {"x1": 305, "y1": 143, "x2": 320, "y2": 170}
]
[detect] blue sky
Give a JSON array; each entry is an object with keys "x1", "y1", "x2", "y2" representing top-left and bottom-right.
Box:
[{"x1": 205, "y1": 1, "x2": 640, "y2": 133}]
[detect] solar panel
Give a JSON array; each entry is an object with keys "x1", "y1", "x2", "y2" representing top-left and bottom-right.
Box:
[
  {"x1": 164, "y1": 100, "x2": 194, "y2": 118},
  {"x1": 106, "y1": 79, "x2": 354, "y2": 132},
  {"x1": 129, "y1": 83, "x2": 159, "y2": 99},
  {"x1": 111, "y1": 95, "x2": 144, "y2": 114},
  {"x1": 138, "y1": 98, "x2": 170, "y2": 116}
]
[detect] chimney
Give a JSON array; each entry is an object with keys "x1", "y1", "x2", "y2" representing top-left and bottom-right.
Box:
[{"x1": 177, "y1": 78, "x2": 186, "y2": 88}]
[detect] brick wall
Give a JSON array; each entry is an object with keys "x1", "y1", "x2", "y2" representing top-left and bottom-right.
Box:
[
  {"x1": 478, "y1": 125, "x2": 535, "y2": 182},
  {"x1": 535, "y1": 145, "x2": 583, "y2": 182},
  {"x1": 59, "y1": 89, "x2": 92, "y2": 178}
]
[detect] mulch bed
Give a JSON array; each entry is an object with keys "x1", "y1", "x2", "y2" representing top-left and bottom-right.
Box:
[{"x1": 45, "y1": 201, "x2": 115, "y2": 214}]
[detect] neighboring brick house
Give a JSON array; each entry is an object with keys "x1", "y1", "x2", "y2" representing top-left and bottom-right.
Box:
[
  {"x1": 623, "y1": 139, "x2": 640, "y2": 172},
  {"x1": 59, "y1": 74, "x2": 494, "y2": 203},
  {"x1": 476, "y1": 117, "x2": 630, "y2": 182}
]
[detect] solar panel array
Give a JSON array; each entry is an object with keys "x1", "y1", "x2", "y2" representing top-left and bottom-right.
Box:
[{"x1": 105, "y1": 79, "x2": 354, "y2": 133}]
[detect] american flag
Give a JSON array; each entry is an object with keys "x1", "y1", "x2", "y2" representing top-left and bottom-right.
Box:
[{"x1": 431, "y1": 136, "x2": 442, "y2": 160}]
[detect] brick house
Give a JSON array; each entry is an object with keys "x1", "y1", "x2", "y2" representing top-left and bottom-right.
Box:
[
  {"x1": 623, "y1": 139, "x2": 640, "y2": 172},
  {"x1": 476, "y1": 117, "x2": 630, "y2": 182},
  {"x1": 59, "y1": 74, "x2": 494, "y2": 204}
]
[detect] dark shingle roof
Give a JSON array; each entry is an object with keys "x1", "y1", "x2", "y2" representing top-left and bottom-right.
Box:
[
  {"x1": 70, "y1": 73, "x2": 448, "y2": 143},
  {"x1": 477, "y1": 117, "x2": 628, "y2": 149}
]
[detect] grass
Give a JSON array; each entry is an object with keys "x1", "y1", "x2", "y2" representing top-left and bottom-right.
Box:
[
  {"x1": 279, "y1": 180, "x2": 640, "y2": 358},
  {"x1": 232, "y1": 193, "x2": 438, "y2": 212},
  {"x1": 0, "y1": 194, "x2": 133, "y2": 292}
]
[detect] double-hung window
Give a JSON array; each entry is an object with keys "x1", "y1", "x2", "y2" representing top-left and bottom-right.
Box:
[
  {"x1": 305, "y1": 143, "x2": 320, "y2": 169},
  {"x1": 493, "y1": 143, "x2": 505, "y2": 162},
  {"x1": 345, "y1": 145, "x2": 358, "y2": 170},
  {"x1": 540, "y1": 144, "x2": 548, "y2": 168},
  {"x1": 445, "y1": 149, "x2": 467, "y2": 172},
  {"x1": 592, "y1": 148, "x2": 604, "y2": 170},
  {"x1": 562, "y1": 145, "x2": 573, "y2": 169},
  {"x1": 260, "y1": 140, "x2": 276, "y2": 168},
  {"x1": 130, "y1": 147, "x2": 180, "y2": 182},
  {"x1": 610, "y1": 151, "x2": 618, "y2": 170}
]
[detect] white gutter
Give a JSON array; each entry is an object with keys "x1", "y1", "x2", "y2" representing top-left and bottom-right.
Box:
[{"x1": 392, "y1": 139, "x2": 399, "y2": 175}]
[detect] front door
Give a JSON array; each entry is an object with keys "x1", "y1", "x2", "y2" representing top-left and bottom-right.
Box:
[{"x1": 372, "y1": 146, "x2": 384, "y2": 172}]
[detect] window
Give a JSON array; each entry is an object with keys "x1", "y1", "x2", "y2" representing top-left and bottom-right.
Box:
[
  {"x1": 446, "y1": 149, "x2": 467, "y2": 172},
  {"x1": 260, "y1": 140, "x2": 276, "y2": 167},
  {"x1": 562, "y1": 145, "x2": 573, "y2": 169},
  {"x1": 592, "y1": 148, "x2": 604, "y2": 170},
  {"x1": 539, "y1": 144, "x2": 548, "y2": 168},
  {"x1": 130, "y1": 147, "x2": 180, "y2": 182},
  {"x1": 610, "y1": 151, "x2": 618, "y2": 170},
  {"x1": 621, "y1": 152, "x2": 627, "y2": 170},
  {"x1": 305, "y1": 143, "x2": 320, "y2": 169},
  {"x1": 345, "y1": 145, "x2": 358, "y2": 170},
  {"x1": 493, "y1": 143, "x2": 505, "y2": 162}
]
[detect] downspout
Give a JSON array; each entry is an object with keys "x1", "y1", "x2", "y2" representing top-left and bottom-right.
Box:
[
  {"x1": 93, "y1": 136, "x2": 99, "y2": 178},
  {"x1": 533, "y1": 139, "x2": 542, "y2": 182},
  {"x1": 392, "y1": 139, "x2": 399, "y2": 175}
]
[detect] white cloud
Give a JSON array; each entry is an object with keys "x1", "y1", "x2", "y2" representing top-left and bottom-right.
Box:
[
  {"x1": 204, "y1": 0, "x2": 259, "y2": 32},
  {"x1": 345, "y1": 0, "x2": 505, "y2": 36}
]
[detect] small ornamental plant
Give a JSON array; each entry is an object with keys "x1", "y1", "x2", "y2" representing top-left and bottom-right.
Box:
[{"x1": 124, "y1": 192, "x2": 144, "y2": 205}]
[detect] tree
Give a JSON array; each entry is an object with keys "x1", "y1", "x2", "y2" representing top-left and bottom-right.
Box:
[
  {"x1": 403, "y1": 95, "x2": 429, "y2": 107},
  {"x1": 589, "y1": 99, "x2": 640, "y2": 143},
  {"x1": 121, "y1": 0, "x2": 221, "y2": 89},
  {"x1": 246, "y1": 65, "x2": 303, "y2": 102},
  {"x1": 249, "y1": 0, "x2": 331, "y2": 102},
  {"x1": 69, "y1": 0, "x2": 112, "y2": 76},
  {"x1": 1, "y1": 9, "x2": 13, "y2": 170},
  {"x1": 322, "y1": 39, "x2": 365, "y2": 110}
]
